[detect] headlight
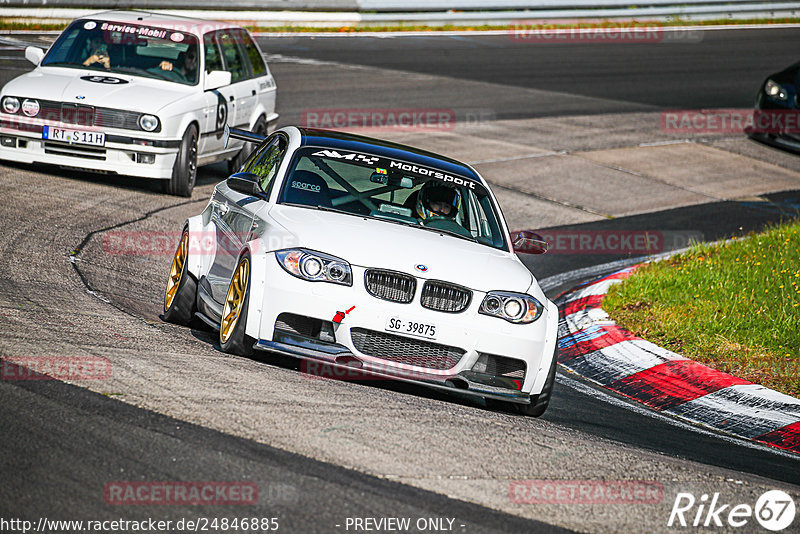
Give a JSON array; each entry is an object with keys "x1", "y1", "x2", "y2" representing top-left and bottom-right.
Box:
[
  {"x1": 2, "y1": 96, "x2": 20, "y2": 114},
  {"x1": 479, "y1": 291, "x2": 543, "y2": 324},
  {"x1": 765, "y1": 79, "x2": 788, "y2": 101},
  {"x1": 21, "y1": 99, "x2": 40, "y2": 117},
  {"x1": 139, "y1": 114, "x2": 159, "y2": 132},
  {"x1": 275, "y1": 249, "x2": 352, "y2": 286}
]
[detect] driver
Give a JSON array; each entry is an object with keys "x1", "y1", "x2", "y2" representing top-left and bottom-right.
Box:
[
  {"x1": 415, "y1": 182, "x2": 461, "y2": 220},
  {"x1": 82, "y1": 39, "x2": 110, "y2": 69}
]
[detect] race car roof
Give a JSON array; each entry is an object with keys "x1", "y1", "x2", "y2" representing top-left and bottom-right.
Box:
[
  {"x1": 298, "y1": 128, "x2": 483, "y2": 185},
  {"x1": 78, "y1": 10, "x2": 238, "y2": 36}
]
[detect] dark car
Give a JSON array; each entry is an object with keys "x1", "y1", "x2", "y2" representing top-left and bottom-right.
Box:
[{"x1": 750, "y1": 62, "x2": 800, "y2": 152}]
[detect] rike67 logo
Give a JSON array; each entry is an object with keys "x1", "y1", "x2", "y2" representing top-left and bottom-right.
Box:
[{"x1": 668, "y1": 490, "x2": 796, "y2": 531}]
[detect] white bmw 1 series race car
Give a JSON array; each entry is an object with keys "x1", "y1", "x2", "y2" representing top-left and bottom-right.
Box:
[
  {"x1": 0, "y1": 11, "x2": 278, "y2": 196},
  {"x1": 163, "y1": 125, "x2": 559, "y2": 415}
]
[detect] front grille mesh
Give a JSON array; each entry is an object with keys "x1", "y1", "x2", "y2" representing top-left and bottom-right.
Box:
[
  {"x1": 43, "y1": 141, "x2": 106, "y2": 160},
  {"x1": 479, "y1": 353, "x2": 526, "y2": 379},
  {"x1": 421, "y1": 280, "x2": 471, "y2": 313},
  {"x1": 274, "y1": 312, "x2": 320, "y2": 338},
  {"x1": 364, "y1": 269, "x2": 416, "y2": 303},
  {"x1": 351, "y1": 328, "x2": 465, "y2": 370},
  {"x1": 30, "y1": 99, "x2": 143, "y2": 131}
]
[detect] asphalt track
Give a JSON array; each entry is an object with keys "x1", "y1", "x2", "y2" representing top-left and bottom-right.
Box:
[{"x1": 1, "y1": 27, "x2": 799, "y2": 533}]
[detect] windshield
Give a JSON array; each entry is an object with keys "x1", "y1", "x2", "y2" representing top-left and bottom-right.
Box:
[
  {"x1": 278, "y1": 147, "x2": 509, "y2": 251},
  {"x1": 41, "y1": 19, "x2": 200, "y2": 86}
]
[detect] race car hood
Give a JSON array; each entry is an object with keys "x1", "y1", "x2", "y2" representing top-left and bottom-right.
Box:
[
  {"x1": 1, "y1": 67, "x2": 192, "y2": 113},
  {"x1": 268, "y1": 205, "x2": 534, "y2": 294}
]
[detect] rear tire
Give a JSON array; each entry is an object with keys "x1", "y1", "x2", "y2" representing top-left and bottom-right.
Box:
[
  {"x1": 219, "y1": 252, "x2": 255, "y2": 356},
  {"x1": 163, "y1": 229, "x2": 197, "y2": 325},
  {"x1": 227, "y1": 115, "x2": 266, "y2": 175},
  {"x1": 164, "y1": 125, "x2": 198, "y2": 197}
]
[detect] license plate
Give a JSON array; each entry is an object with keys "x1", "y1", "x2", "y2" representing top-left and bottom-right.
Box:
[
  {"x1": 385, "y1": 316, "x2": 437, "y2": 340},
  {"x1": 42, "y1": 126, "x2": 105, "y2": 147}
]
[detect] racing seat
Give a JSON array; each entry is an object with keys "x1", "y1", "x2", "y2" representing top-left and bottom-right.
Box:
[{"x1": 283, "y1": 170, "x2": 332, "y2": 208}]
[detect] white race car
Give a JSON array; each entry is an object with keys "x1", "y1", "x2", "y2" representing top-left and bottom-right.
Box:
[
  {"x1": 0, "y1": 11, "x2": 278, "y2": 196},
  {"x1": 163, "y1": 126, "x2": 559, "y2": 415}
]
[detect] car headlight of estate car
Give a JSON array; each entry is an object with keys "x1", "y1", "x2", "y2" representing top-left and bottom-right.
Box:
[
  {"x1": 479, "y1": 291, "x2": 543, "y2": 324},
  {"x1": 765, "y1": 79, "x2": 788, "y2": 101},
  {"x1": 275, "y1": 249, "x2": 353, "y2": 286},
  {"x1": 21, "y1": 99, "x2": 40, "y2": 117},
  {"x1": 1, "y1": 96, "x2": 20, "y2": 114},
  {"x1": 139, "y1": 114, "x2": 160, "y2": 132}
]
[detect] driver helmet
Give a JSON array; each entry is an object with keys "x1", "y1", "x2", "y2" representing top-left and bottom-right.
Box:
[{"x1": 416, "y1": 182, "x2": 461, "y2": 220}]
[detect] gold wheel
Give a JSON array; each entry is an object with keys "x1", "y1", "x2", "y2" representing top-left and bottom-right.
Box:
[
  {"x1": 164, "y1": 231, "x2": 188, "y2": 312},
  {"x1": 220, "y1": 257, "x2": 249, "y2": 344}
]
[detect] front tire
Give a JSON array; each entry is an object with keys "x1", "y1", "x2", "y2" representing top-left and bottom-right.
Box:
[
  {"x1": 163, "y1": 229, "x2": 197, "y2": 325},
  {"x1": 164, "y1": 125, "x2": 198, "y2": 197},
  {"x1": 516, "y1": 346, "x2": 557, "y2": 417},
  {"x1": 487, "y1": 344, "x2": 558, "y2": 417},
  {"x1": 219, "y1": 252, "x2": 255, "y2": 356}
]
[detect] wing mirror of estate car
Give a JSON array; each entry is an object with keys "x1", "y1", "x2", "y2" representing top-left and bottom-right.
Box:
[
  {"x1": 227, "y1": 172, "x2": 262, "y2": 197},
  {"x1": 25, "y1": 47, "x2": 45, "y2": 66},
  {"x1": 204, "y1": 70, "x2": 232, "y2": 91},
  {"x1": 512, "y1": 230, "x2": 548, "y2": 254}
]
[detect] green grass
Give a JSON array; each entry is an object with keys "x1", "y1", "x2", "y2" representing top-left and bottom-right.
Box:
[
  {"x1": 603, "y1": 220, "x2": 800, "y2": 397},
  {"x1": 1, "y1": 16, "x2": 800, "y2": 33}
]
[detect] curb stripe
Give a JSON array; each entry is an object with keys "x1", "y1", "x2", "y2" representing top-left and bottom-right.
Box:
[
  {"x1": 559, "y1": 294, "x2": 605, "y2": 318},
  {"x1": 563, "y1": 339, "x2": 688, "y2": 386},
  {"x1": 667, "y1": 384, "x2": 800, "y2": 439},
  {"x1": 556, "y1": 265, "x2": 800, "y2": 454},
  {"x1": 609, "y1": 360, "x2": 750, "y2": 411},
  {"x1": 558, "y1": 325, "x2": 640, "y2": 362},
  {"x1": 754, "y1": 421, "x2": 800, "y2": 452}
]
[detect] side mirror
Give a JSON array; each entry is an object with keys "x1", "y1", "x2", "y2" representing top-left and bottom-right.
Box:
[
  {"x1": 204, "y1": 70, "x2": 231, "y2": 91},
  {"x1": 25, "y1": 46, "x2": 44, "y2": 66},
  {"x1": 227, "y1": 172, "x2": 262, "y2": 197},
  {"x1": 512, "y1": 230, "x2": 548, "y2": 254}
]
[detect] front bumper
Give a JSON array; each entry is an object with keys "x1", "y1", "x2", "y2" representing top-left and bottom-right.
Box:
[
  {"x1": 255, "y1": 334, "x2": 533, "y2": 404},
  {"x1": 248, "y1": 254, "x2": 558, "y2": 403},
  {"x1": 0, "y1": 120, "x2": 179, "y2": 179}
]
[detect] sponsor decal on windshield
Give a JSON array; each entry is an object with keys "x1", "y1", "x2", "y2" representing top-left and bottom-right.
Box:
[
  {"x1": 100, "y1": 22, "x2": 169, "y2": 40},
  {"x1": 309, "y1": 149, "x2": 479, "y2": 191}
]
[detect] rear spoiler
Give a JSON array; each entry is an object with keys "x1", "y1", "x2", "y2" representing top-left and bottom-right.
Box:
[{"x1": 223, "y1": 124, "x2": 268, "y2": 149}]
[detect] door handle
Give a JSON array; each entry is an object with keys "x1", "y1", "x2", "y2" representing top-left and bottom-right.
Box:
[
  {"x1": 251, "y1": 90, "x2": 256, "y2": 96},
  {"x1": 229, "y1": 95, "x2": 234, "y2": 102}
]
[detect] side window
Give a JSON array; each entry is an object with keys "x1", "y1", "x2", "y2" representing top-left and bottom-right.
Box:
[
  {"x1": 203, "y1": 32, "x2": 223, "y2": 73},
  {"x1": 238, "y1": 30, "x2": 267, "y2": 78},
  {"x1": 242, "y1": 134, "x2": 287, "y2": 195},
  {"x1": 218, "y1": 30, "x2": 247, "y2": 83}
]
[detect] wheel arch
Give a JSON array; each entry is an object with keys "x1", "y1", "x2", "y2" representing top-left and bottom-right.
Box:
[{"x1": 240, "y1": 243, "x2": 266, "y2": 342}]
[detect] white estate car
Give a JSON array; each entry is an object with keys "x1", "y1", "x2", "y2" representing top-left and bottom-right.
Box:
[
  {"x1": 163, "y1": 126, "x2": 559, "y2": 415},
  {"x1": 0, "y1": 11, "x2": 278, "y2": 196}
]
